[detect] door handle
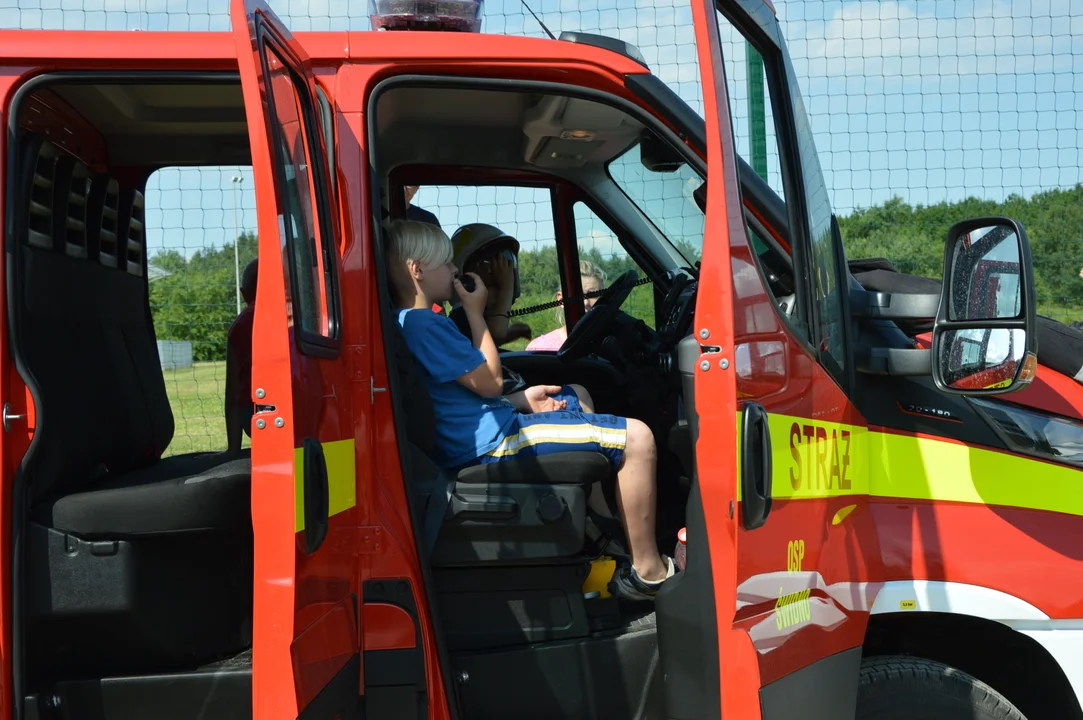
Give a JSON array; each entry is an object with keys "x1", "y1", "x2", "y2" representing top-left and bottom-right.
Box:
[
  {"x1": 2, "y1": 403, "x2": 25, "y2": 432},
  {"x1": 740, "y1": 402, "x2": 773, "y2": 530},
  {"x1": 302, "y1": 437, "x2": 330, "y2": 554}
]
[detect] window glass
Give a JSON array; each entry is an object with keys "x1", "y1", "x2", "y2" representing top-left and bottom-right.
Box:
[
  {"x1": 412, "y1": 185, "x2": 560, "y2": 349},
  {"x1": 715, "y1": 10, "x2": 809, "y2": 339},
  {"x1": 607, "y1": 141, "x2": 704, "y2": 267},
  {"x1": 574, "y1": 202, "x2": 656, "y2": 328},
  {"x1": 146, "y1": 165, "x2": 257, "y2": 456},
  {"x1": 264, "y1": 46, "x2": 335, "y2": 339},
  {"x1": 785, "y1": 54, "x2": 847, "y2": 375},
  {"x1": 716, "y1": 15, "x2": 787, "y2": 206},
  {"x1": 716, "y1": 8, "x2": 844, "y2": 373}
]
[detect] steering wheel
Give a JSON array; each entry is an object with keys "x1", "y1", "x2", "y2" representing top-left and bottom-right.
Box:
[
  {"x1": 557, "y1": 269, "x2": 639, "y2": 362},
  {"x1": 502, "y1": 365, "x2": 527, "y2": 395}
]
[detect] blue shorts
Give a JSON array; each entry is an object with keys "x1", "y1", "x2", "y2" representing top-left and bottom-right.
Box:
[
  {"x1": 551, "y1": 386, "x2": 584, "y2": 413},
  {"x1": 474, "y1": 386, "x2": 628, "y2": 472}
]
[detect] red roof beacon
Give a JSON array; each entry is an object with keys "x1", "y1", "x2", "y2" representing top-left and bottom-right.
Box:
[{"x1": 369, "y1": 0, "x2": 484, "y2": 32}]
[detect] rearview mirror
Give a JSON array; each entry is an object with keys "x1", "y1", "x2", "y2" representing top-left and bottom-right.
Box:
[
  {"x1": 931, "y1": 218, "x2": 1038, "y2": 395},
  {"x1": 693, "y1": 181, "x2": 707, "y2": 214},
  {"x1": 639, "y1": 132, "x2": 686, "y2": 173}
]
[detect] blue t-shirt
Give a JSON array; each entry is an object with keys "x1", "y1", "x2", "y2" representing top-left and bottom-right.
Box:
[{"x1": 397, "y1": 308, "x2": 517, "y2": 468}]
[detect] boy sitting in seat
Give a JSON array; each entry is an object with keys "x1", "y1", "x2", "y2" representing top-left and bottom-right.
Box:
[{"x1": 387, "y1": 219, "x2": 676, "y2": 601}]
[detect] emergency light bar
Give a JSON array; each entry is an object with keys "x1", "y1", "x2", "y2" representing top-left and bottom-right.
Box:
[{"x1": 369, "y1": 0, "x2": 484, "y2": 32}]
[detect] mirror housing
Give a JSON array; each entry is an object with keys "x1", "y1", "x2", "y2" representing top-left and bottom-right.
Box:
[
  {"x1": 639, "y1": 131, "x2": 686, "y2": 173},
  {"x1": 692, "y1": 181, "x2": 707, "y2": 213},
  {"x1": 931, "y1": 217, "x2": 1038, "y2": 396}
]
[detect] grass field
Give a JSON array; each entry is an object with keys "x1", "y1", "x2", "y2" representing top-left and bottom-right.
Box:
[
  {"x1": 1039, "y1": 302, "x2": 1083, "y2": 326},
  {"x1": 161, "y1": 361, "x2": 245, "y2": 456}
]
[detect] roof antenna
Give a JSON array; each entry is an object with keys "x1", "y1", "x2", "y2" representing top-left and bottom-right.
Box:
[{"x1": 520, "y1": 0, "x2": 557, "y2": 40}]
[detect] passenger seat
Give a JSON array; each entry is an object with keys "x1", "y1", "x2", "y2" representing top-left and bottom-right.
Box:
[{"x1": 15, "y1": 134, "x2": 253, "y2": 678}]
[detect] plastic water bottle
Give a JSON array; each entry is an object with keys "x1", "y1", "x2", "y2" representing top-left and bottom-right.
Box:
[{"x1": 674, "y1": 527, "x2": 687, "y2": 571}]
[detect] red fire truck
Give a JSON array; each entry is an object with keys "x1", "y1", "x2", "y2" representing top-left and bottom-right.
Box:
[{"x1": 0, "y1": 0, "x2": 1080, "y2": 719}]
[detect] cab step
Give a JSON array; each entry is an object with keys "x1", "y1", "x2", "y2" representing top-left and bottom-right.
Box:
[
  {"x1": 24, "y1": 666, "x2": 252, "y2": 720},
  {"x1": 451, "y1": 621, "x2": 663, "y2": 720}
]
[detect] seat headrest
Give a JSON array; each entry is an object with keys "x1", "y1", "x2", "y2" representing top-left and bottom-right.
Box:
[
  {"x1": 87, "y1": 174, "x2": 121, "y2": 268},
  {"x1": 118, "y1": 188, "x2": 145, "y2": 277}
]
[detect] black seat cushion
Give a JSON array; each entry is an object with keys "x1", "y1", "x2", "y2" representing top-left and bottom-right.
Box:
[
  {"x1": 39, "y1": 452, "x2": 252, "y2": 536},
  {"x1": 456, "y1": 452, "x2": 610, "y2": 485}
]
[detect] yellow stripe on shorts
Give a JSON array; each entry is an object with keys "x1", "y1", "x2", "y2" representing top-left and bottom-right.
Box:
[{"x1": 485, "y1": 422, "x2": 627, "y2": 459}]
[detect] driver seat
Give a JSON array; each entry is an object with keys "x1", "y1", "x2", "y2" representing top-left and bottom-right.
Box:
[{"x1": 391, "y1": 324, "x2": 612, "y2": 566}]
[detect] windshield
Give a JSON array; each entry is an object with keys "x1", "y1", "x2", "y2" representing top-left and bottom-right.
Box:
[{"x1": 607, "y1": 141, "x2": 705, "y2": 268}]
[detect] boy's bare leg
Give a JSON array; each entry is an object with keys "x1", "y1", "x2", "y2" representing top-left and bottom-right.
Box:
[
  {"x1": 573, "y1": 384, "x2": 607, "y2": 517},
  {"x1": 568, "y1": 383, "x2": 594, "y2": 413},
  {"x1": 615, "y1": 418, "x2": 666, "y2": 581}
]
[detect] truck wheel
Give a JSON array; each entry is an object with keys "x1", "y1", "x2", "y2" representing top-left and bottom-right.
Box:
[{"x1": 858, "y1": 656, "x2": 1027, "y2": 720}]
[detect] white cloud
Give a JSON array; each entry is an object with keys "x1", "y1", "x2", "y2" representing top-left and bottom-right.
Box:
[{"x1": 791, "y1": 0, "x2": 1057, "y2": 80}]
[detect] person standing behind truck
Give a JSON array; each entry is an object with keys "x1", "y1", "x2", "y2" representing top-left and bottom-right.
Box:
[
  {"x1": 224, "y1": 259, "x2": 258, "y2": 457},
  {"x1": 526, "y1": 259, "x2": 608, "y2": 351},
  {"x1": 405, "y1": 184, "x2": 441, "y2": 227}
]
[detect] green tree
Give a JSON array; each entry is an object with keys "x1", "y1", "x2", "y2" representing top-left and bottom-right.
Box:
[
  {"x1": 150, "y1": 232, "x2": 258, "y2": 362},
  {"x1": 838, "y1": 187, "x2": 1083, "y2": 322},
  {"x1": 152, "y1": 184, "x2": 1083, "y2": 361}
]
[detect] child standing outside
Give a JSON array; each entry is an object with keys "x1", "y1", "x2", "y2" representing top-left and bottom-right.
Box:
[
  {"x1": 388, "y1": 219, "x2": 676, "y2": 600},
  {"x1": 224, "y1": 258, "x2": 258, "y2": 457}
]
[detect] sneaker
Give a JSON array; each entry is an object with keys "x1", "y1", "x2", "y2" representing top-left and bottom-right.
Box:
[{"x1": 610, "y1": 556, "x2": 677, "y2": 602}]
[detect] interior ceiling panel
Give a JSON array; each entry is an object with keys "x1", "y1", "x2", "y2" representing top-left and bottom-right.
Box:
[{"x1": 51, "y1": 83, "x2": 249, "y2": 166}]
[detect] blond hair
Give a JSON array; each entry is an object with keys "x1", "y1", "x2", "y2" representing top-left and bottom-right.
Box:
[
  {"x1": 387, "y1": 219, "x2": 453, "y2": 270},
  {"x1": 386, "y1": 219, "x2": 453, "y2": 303},
  {"x1": 555, "y1": 260, "x2": 609, "y2": 325},
  {"x1": 580, "y1": 259, "x2": 607, "y2": 287}
]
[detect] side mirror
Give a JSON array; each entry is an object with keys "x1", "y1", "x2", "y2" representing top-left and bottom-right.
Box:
[{"x1": 931, "y1": 217, "x2": 1038, "y2": 395}]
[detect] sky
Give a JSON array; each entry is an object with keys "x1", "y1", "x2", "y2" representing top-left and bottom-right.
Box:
[{"x1": 3, "y1": 0, "x2": 1081, "y2": 261}]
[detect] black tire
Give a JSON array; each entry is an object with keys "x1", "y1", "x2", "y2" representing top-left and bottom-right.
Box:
[{"x1": 858, "y1": 656, "x2": 1027, "y2": 720}]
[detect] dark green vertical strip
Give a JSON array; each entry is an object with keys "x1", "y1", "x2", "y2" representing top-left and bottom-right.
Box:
[{"x1": 746, "y1": 42, "x2": 768, "y2": 183}]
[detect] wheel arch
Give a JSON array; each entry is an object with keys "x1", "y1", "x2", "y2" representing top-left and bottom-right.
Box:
[{"x1": 863, "y1": 611, "x2": 1083, "y2": 720}]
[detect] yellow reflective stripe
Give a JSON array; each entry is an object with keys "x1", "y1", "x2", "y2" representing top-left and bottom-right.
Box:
[
  {"x1": 771, "y1": 414, "x2": 868, "y2": 499},
  {"x1": 735, "y1": 411, "x2": 868, "y2": 501},
  {"x1": 868, "y1": 430, "x2": 1083, "y2": 515},
  {"x1": 832, "y1": 504, "x2": 858, "y2": 525},
  {"x1": 731, "y1": 409, "x2": 1083, "y2": 515},
  {"x1": 294, "y1": 438, "x2": 357, "y2": 533}
]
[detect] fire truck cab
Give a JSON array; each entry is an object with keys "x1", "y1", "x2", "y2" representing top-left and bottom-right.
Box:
[{"x1": 0, "y1": 1, "x2": 1079, "y2": 720}]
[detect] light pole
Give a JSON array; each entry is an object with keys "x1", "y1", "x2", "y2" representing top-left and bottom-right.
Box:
[{"x1": 231, "y1": 175, "x2": 243, "y2": 314}]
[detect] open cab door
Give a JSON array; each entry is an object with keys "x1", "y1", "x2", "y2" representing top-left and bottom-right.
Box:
[
  {"x1": 677, "y1": 0, "x2": 873, "y2": 718},
  {"x1": 231, "y1": 1, "x2": 362, "y2": 719}
]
